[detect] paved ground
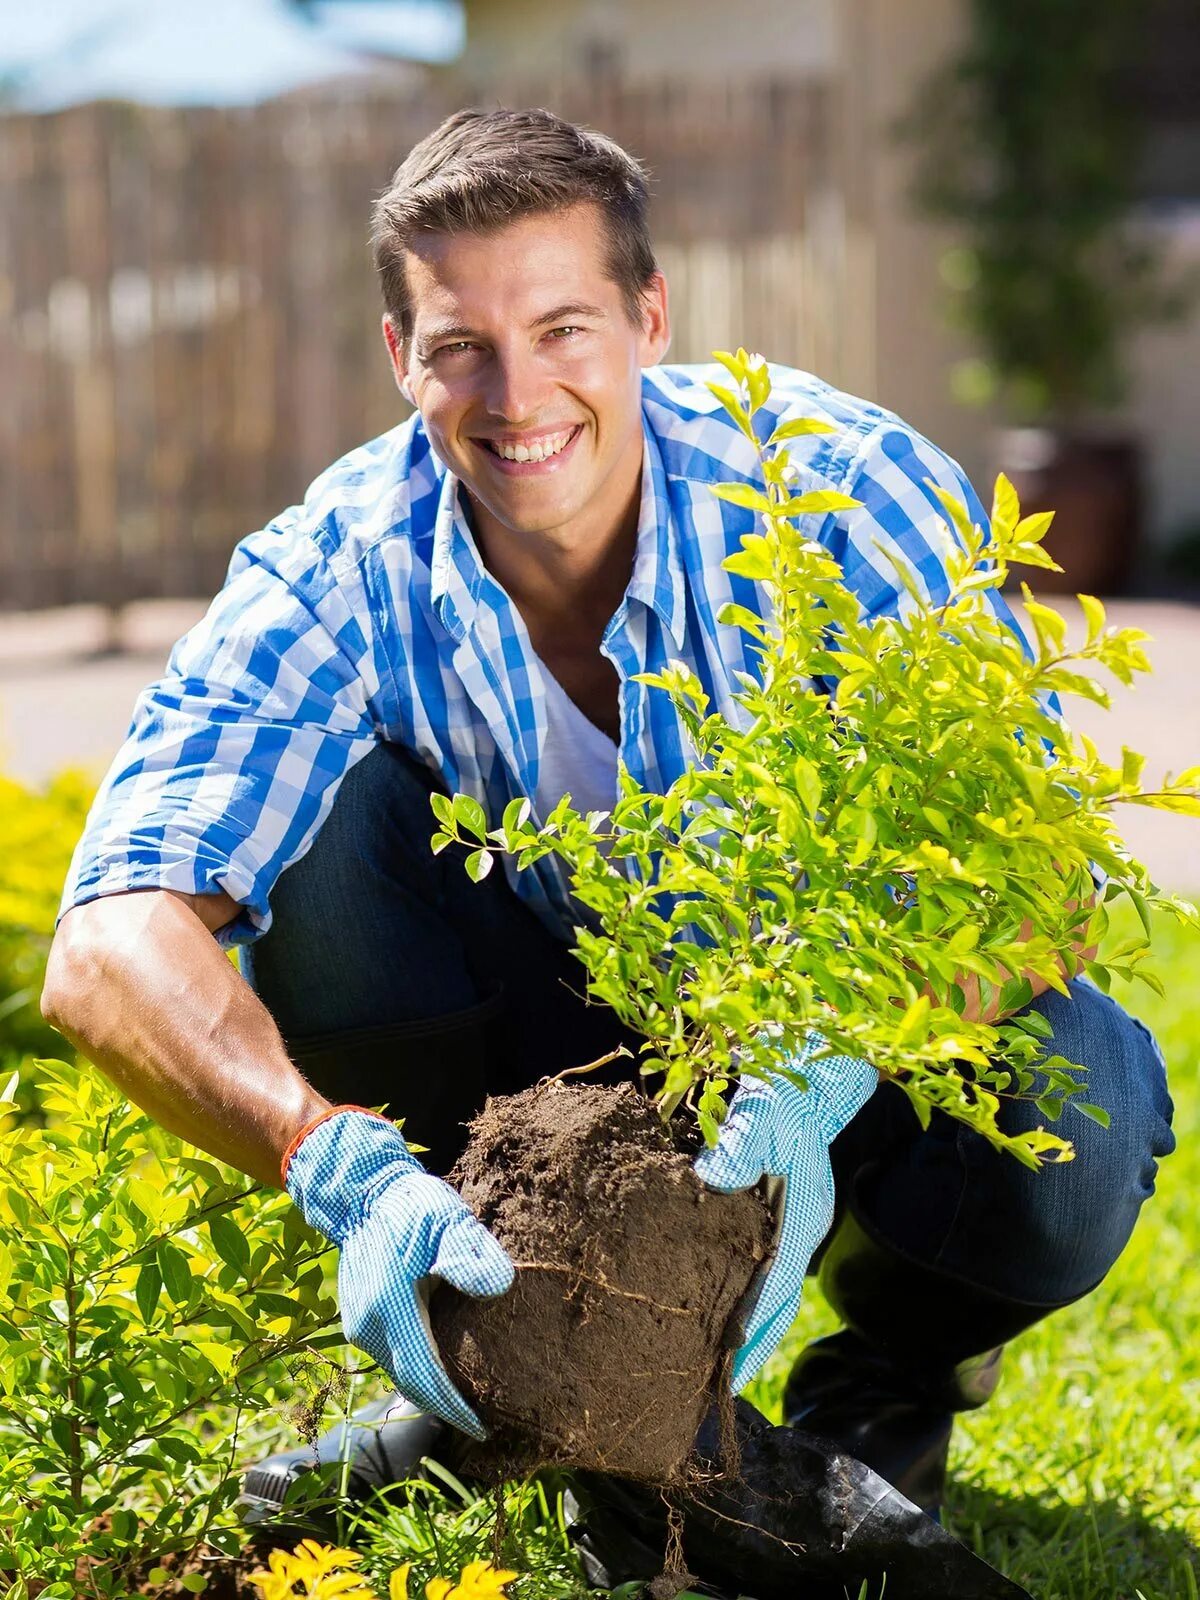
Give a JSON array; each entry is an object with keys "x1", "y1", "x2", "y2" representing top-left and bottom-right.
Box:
[{"x1": 2, "y1": 594, "x2": 1199, "y2": 891}]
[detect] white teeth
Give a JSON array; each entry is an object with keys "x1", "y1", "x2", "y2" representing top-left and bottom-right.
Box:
[{"x1": 490, "y1": 428, "x2": 574, "y2": 462}]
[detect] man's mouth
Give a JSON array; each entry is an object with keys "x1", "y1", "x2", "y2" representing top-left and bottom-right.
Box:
[{"x1": 474, "y1": 424, "x2": 584, "y2": 470}]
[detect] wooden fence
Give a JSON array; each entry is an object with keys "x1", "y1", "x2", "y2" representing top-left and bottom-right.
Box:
[{"x1": 0, "y1": 75, "x2": 870, "y2": 610}]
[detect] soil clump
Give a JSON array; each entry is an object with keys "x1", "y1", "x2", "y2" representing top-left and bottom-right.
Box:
[{"x1": 432, "y1": 1079, "x2": 773, "y2": 1485}]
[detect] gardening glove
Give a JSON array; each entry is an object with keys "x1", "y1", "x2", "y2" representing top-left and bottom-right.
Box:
[
  {"x1": 694, "y1": 1037, "x2": 879, "y2": 1390},
  {"x1": 282, "y1": 1106, "x2": 514, "y2": 1439}
]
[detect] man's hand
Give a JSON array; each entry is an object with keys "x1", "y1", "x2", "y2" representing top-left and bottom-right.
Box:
[
  {"x1": 932, "y1": 899, "x2": 1099, "y2": 1026},
  {"x1": 694, "y1": 1040, "x2": 879, "y2": 1390},
  {"x1": 284, "y1": 1108, "x2": 514, "y2": 1437}
]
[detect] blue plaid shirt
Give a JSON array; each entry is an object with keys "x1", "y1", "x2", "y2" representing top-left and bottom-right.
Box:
[{"x1": 61, "y1": 362, "x2": 1032, "y2": 946}]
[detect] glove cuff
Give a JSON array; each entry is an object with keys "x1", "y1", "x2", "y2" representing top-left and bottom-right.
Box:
[{"x1": 283, "y1": 1105, "x2": 417, "y2": 1243}]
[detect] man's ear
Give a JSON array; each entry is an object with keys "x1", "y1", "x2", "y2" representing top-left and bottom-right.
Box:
[
  {"x1": 637, "y1": 271, "x2": 671, "y2": 368},
  {"x1": 382, "y1": 314, "x2": 415, "y2": 404}
]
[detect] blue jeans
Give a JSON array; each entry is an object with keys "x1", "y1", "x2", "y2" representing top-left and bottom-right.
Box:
[{"x1": 248, "y1": 743, "x2": 1176, "y2": 1311}]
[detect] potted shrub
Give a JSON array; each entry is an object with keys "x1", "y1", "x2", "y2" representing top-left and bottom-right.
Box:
[
  {"x1": 903, "y1": 0, "x2": 1193, "y2": 595},
  {"x1": 428, "y1": 351, "x2": 1200, "y2": 1485}
]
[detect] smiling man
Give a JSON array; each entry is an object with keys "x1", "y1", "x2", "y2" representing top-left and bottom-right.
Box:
[{"x1": 43, "y1": 108, "x2": 1174, "y2": 1575}]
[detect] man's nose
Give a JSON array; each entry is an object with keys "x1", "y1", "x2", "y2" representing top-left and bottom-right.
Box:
[{"x1": 482, "y1": 350, "x2": 551, "y2": 423}]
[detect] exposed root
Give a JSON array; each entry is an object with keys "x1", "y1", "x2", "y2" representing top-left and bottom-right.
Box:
[
  {"x1": 509, "y1": 1260, "x2": 696, "y2": 1318},
  {"x1": 648, "y1": 1495, "x2": 696, "y2": 1600},
  {"x1": 534, "y1": 1045, "x2": 631, "y2": 1090},
  {"x1": 716, "y1": 1348, "x2": 741, "y2": 1483}
]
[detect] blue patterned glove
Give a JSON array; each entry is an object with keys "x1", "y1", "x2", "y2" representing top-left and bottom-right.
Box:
[
  {"x1": 694, "y1": 1037, "x2": 879, "y2": 1390},
  {"x1": 283, "y1": 1107, "x2": 514, "y2": 1439}
]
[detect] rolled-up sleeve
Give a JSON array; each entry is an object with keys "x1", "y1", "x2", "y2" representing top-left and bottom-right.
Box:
[{"x1": 59, "y1": 519, "x2": 384, "y2": 946}]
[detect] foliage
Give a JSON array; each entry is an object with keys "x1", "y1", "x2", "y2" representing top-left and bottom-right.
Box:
[
  {"x1": 0, "y1": 769, "x2": 92, "y2": 1072},
  {"x1": 348, "y1": 1468, "x2": 583, "y2": 1600},
  {"x1": 0, "y1": 1055, "x2": 343, "y2": 1598},
  {"x1": 901, "y1": 0, "x2": 1192, "y2": 421},
  {"x1": 435, "y1": 351, "x2": 1200, "y2": 1169}
]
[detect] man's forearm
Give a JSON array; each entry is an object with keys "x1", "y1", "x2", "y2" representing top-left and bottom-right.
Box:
[{"x1": 41, "y1": 890, "x2": 330, "y2": 1187}]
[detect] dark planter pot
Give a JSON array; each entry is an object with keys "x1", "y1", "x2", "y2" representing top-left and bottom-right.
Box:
[{"x1": 994, "y1": 428, "x2": 1143, "y2": 597}]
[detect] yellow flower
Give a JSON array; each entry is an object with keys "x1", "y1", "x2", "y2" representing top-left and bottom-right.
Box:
[
  {"x1": 425, "y1": 1560, "x2": 519, "y2": 1600},
  {"x1": 248, "y1": 1538, "x2": 378, "y2": 1600},
  {"x1": 388, "y1": 1559, "x2": 517, "y2": 1600}
]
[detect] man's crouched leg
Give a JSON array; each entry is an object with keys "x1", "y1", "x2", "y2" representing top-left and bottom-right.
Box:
[{"x1": 784, "y1": 977, "x2": 1176, "y2": 1517}]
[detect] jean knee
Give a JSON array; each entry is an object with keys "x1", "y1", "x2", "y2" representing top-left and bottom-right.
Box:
[{"x1": 985, "y1": 979, "x2": 1176, "y2": 1299}]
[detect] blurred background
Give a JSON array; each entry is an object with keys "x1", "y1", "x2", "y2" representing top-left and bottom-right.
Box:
[{"x1": 1, "y1": 0, "x2": 1198, "y2": 885}]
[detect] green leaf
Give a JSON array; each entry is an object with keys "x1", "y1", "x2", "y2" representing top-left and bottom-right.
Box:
[
  {"x1": 706, "y1": 382, "x2": 755, "y2": 439},
  {"x1": 158, "y1": 1242, "x2": 194, "y2": 1304},
  {"x1": 1020, "y1": 590, "x2": 1069, "y2": 657},
  {"x1": 1127, "y1": 887, "x2": 1153, "y2": 939},
  {"x1": 135, "y1": 1262, "x2": 162, "y2": 1325},
  {"x1": 711, "y1": 482, "x2": 774, "y2": 515},
  {"x1": 1074, "y1": 1102, "x2": 1111, "y2": 1129},
  {"x1": 451, "y1": 794, "x2": 488, "y2": 841},
  {"x1": 723, "y1": 535, "x2": 775, "y2": 583},
  {"x1": 1120, "y1": 746, "x2": 1147, "y2": 792},
  {"x1": 502, "y1": 796, "x2": 532, "y2": 834},
  {"x1": 429, "y1": 792, "x2": 454, "y2": 826},
  {"x1": 1078, "y1": 593, "x2": 1106, "y2": 645},
  {"x1": 464, "y1": 849, "x2": 493, "y2": 883},
  {"x1": 768, "y1": 415, "x2": 836, "y2": 444},
  {"x1": 1014, "y1": 510, "x2": 1056, "y2": 545},
  {"x1": 779, "y1": 490, "x2": 862, "y2": 517},
  {"x1": 208, "y1": 1215, "x2": 250, "y2": 1277},
  {"x1": 429, "y1": 830, "x2": 454, "y2": 855},
  {"x1": 991, "y1": 472, "x2": 1020, "y2": 534}
]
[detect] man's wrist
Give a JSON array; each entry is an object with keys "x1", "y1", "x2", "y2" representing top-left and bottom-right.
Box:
[{"x1": 279, "y1": 1102, "x2": 393, "y2": 1189}]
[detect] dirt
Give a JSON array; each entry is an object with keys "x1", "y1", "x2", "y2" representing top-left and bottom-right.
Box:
[{"x1": 431, "y1": 1079, "x2": 773, "y2": 1486}]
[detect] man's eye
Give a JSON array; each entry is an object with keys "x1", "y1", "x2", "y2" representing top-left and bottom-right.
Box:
[
  {"x1": 547, "y1": 326, "x2": 582, "y2": 340},
  {"x1": 436, "y1": 341, "x2": 479, "y2": 357}
]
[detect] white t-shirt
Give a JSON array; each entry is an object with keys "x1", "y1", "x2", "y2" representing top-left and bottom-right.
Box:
[{"x1": 533, "y1": 663, "x2": 619, "y2": 824}]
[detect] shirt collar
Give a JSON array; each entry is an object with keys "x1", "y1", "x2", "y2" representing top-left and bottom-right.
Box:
[{"x1": 429, "y1": 410, "x2": 687, "y2": 651}]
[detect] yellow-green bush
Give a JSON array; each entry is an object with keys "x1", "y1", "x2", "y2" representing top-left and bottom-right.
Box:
[{"x1": 0, "y1": 769, "x2": 93, "y2": 1065}]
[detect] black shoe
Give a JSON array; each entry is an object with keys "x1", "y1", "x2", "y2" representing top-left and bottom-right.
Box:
[
  {"x1": 783, "y1": 1206, "x2": 1070, "y2": 1517},
  {"x1": 783, "y1": 1329, "x2": 1003, "y2": 1517},
  {"x1": 239, "y1": 1392, "x2": 448, "y2": 1530}
]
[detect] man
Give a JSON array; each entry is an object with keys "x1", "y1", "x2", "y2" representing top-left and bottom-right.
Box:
[{"x1": 44, "y1": 107, "x2": 1173, "y2": 1553}]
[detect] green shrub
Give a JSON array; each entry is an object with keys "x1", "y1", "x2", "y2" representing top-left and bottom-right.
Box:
[{"x1": 0, "y1": 1056, "x2": 344, "y2": 1598}]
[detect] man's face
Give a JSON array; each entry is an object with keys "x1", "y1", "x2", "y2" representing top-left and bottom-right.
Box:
[{"x1": 385, "y1": 203, "x2": 669, "y2": 541}]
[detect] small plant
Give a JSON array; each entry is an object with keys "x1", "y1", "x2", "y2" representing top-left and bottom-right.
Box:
[
  {"x1": 349, "y1": 1466, "x2": 582, "y2": 1600},
  {"x1": 434, "y1": 349, "x2": 1200, "y2": 1166},
  {"x1": 0, "y1": 1056, "x2": 343, "y2": 1597}
]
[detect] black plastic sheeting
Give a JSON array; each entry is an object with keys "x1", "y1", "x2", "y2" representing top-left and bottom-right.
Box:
[{"x1": 568, "y1": 1399, "x2": 1032, "y2": 1600}]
